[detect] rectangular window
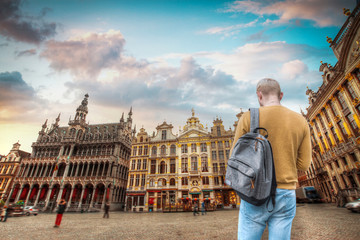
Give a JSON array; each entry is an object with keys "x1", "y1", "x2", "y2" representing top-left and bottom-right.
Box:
[
  {"x1": 137, "y1": 159, "x2": 141, "y2": 170},
  {"x1": 214, "y1": 177, "x2": 219, "y2": 185},
  {"x1": 346, "y1": 81, "x2": 357, "y2": 100},
  {"x1": 323, "y1": 108, "x2": 331, "y2": 123},
  {"x1": 2, "y1": 179, "x2": 9, "y2": 189},
  {"x1": 212, "y1": 151, "x2": 217, "y2": 160},
  {"x1": 225, "y1": 150, "x2": 230, "y2": 160},
  {"x1": 131, "y1": 160, "x2": 136, "y2": 170},
  {"x1": 211, "y1": 142, "x2": 215, "y2": 148},
  {"x1": 330, "y1": 127, "x2": 339, "y2": 144},
  {"x1": 213, "y1": 163, "x2": 218, "y2": 173},
  {"x1": 138, "y1": 146, "x2": 143, "y2": 155},
  {"x1": 191, "y1": 143, "x2": 197, "y2": 153},
  {"x1": 318, "y1": 114, "x2": 326, "y2": 129},
  {"x1": 330, "y1": 101, "x2": 339, "y2": 116},
  {"x1": 217, "y1": 126, "x2": 221, "y2": 136},
  {"x1": 346, "y1": 114, "x2": 359, "y2": 131},
  {"x1": 217, "y1": 141, "x2": 223, "y2": 149},
  {"x1": 337, "y1": 92, "x2": 348, "y2": 109},
  {"x1": 144, "y1": 146, "x2": 148, "y2": 155},
  {"x1": 141, "y1": 174, "x2": 146, "y2": 186},
  {"x1": 139, "y1": 196, "x2": 145, "y2": 206},
  {"x1": 200, "y1": 143, "x2": 207, "y2": 152},
  {"x1": 219, "y1": 150, "x2": 224, "y2": 160},
  {"x1": 338, "y1": 121, "x2": 348, "y2": 137},
  {"x1": 201, "y1": 156, "x2": 208, "y2": 172},
  {"x1": 182, "y1": 177, "x2": 188, "y2": 185},
  {"x1": 135, "y1": 174, "x2": 140, "y2": 186},
  {"x1": 181, "y1": 144, "x2": 188, "y2": 153},
  {"x1": 220, "y1": 163, "x2": 225, "y2": 173},
  {"x1": 225, "y1": 141, "x2": 230, "y2": 148},
  {"x1": 150, "y1": 160, "x2": 156, "y2": 174},
  {"x1": 142, "y1": 159, "x2": 147, "y2": 170},
  {"x1": 129, "y1": 175, "x2": 134, "y2": 186},
  {"x1": 162, "y1": 130, "x2": 167, "y2": 140},
  {"x1": 202, "y1": 176, "x2": 209, "y2": 185},
  {"x1": 325, "y1": 132, "x2": 331, "y2": 146},
  {"x1": 170, "y1": 159, "x2": 176, "y2": 173},
  {"x1": 181, "y1": 158, "x2": 188, "y2": 173},
  {"x1": 191, "y1": 156, "x2": 198, "y2": 171},
  {"x1": 132, "y1": 147, "x2": 137, "y2": 156}
]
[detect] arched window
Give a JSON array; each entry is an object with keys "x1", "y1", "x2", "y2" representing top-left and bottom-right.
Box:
[
  {"x1": 70, "y1": 128, "x2": 76, "y2": 137},
  {"x1": 152, "y1": 146, "x2": 157, "y2": 155},
  {"x1": 159, "y1": 161, "x2": 166, "y2": 174},
  {"x1": 170, "y1": 145, "x2": 176, "y2": 154},
  {"x1": 158, "y1": 178, "x2": 166, "y2": 187},
  {"x1": 149, "y1": 179, "x2": 155, "y2": 187},
  {"x1": 161, "y1": 145, "x2": 166, "y2": 155},
  {"x1": 140, "y1": 136, "x2": 143, "y2": 142},
  {"x1": 170, "y1": 178, "x2": 175, "y2": 186}
]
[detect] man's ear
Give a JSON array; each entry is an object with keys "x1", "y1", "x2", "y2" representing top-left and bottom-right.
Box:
[
  {"x1": 257, "y1": 91, "x2": 262, "y2": 100},
  {"x1": 279, "y1": 92, "x2": 284, "y2": 101}
]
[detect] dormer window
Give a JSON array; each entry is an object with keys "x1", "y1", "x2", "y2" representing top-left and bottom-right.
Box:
[{"x1": 161, "y1": 130, "x2": 167, "y2": 140}]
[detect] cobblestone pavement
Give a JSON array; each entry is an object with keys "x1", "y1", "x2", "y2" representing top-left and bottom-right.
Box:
[{"x1": 0, "y1": 204, "x2": 359, "y2": 240}]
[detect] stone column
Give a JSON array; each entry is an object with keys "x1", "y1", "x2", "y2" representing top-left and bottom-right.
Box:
[
  {"x1": 107, "y1": 163, "x2": 112, "y2": 177},
  {"x1": 14, "y1": 186, "x2": 24, "y2": 203},
  {"x1": 43, "y1": 186, "x2": 53, "y2": 210},
  {"x1": 101, "y1": 188, "x2": 107, "y2": 210},
  {"x1": 34, "y1": 187, "x2": 42, "y2": 206},
  {"x1": 78, "y1": 187, "x2": 86, "y2": 210},
  {"x1": 62, "y1": 164, "x2": 70, "y2": 179},
  {"x1": 5, "y1": 186, "x2": 16, "y2": 205},
  {"x1": 89, "y1": 188, "x2": 96, "y2": 208},
  {"x1": 24, "y1": 186, "x2": 33, "y2": 206},
  {"x1": 66, "y1": 187, "x2": 75, "y2": 211},
  {"x1": 85, "y1": 164, "x2": 90, "y2": 177}
]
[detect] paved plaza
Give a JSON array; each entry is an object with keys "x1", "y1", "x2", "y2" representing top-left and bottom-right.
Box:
[{"x1": 0, "y1": 204, "x2": 359, "y2": 240}]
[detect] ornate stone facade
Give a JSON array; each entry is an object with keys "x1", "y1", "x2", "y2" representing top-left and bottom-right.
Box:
[
  {"x1": 304, "y1": 4, "x2": 360, "y2": 203},
  {"x1": 7, "y1": 94, "x2": 134, "y2": 212},
  {"x1": 127, "y1": 110, "x2": 242, "y2": 212},
  {"x1": 0, "y1": 143, "x2": 30, "y2": 203}
]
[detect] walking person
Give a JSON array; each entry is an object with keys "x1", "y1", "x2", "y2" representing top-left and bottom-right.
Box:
[
  {"x1": 103, "y1": 202, "x2": 110, "y2": 218},
  {"x1": 193, "y1": 203, "x2": 199, "y2": 216},
  {"x1": 233, "y1": 78, "x2": 311, "y2": 240},
  {"x1": 201, "y1": 201, "x2": 206, "y2": 215},
  {"x1": 1, "y1": 206, "x2": 7, "y2": 222},
  {"x1": 54, "y1": 199, "x2": 66, "y2": 228}
]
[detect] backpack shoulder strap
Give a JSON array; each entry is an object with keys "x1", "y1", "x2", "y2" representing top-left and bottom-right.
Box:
[{"x1": 249, "y1": 108, "x2": 259, "y2": 133}]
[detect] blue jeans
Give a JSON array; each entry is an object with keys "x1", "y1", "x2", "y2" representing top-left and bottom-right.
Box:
[{"x1": 238, "y1": 188, "x2": 296, "y2": 240}]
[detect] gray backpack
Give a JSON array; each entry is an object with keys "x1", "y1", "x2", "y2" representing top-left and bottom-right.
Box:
[{"x1": 225, "y1": 108, "x2": 277, "y2": 208}]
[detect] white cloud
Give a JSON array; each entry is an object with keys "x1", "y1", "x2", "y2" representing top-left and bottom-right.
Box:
[
  {"x1": 280, "y1": 59, "x2": 308, "y2": 80},
  {"x1": 203, "y1": 19, "x2": 258, "y2": 36},
  {"x1": 224, "y1": 0, "x2": 354, "y2": 27}
]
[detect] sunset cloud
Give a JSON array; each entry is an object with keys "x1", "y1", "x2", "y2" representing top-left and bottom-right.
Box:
[
  {"x1": 15, "y1": 49, "x2": 37, "y2": 58},
  {"x1": 41, "y1": 30, "x2": 126, "y2": 80},
  {"x1": 0, "y1": 71, "x2": 45, "y2": 123},
  {"x1": 224, "y1": 0, "x2": 354, "y2": 27},
  {"x1": 0, "y1": 0, "x2": 57, "y2": 44}
]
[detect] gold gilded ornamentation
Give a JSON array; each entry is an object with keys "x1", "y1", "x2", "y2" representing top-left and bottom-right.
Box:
[
  {"x1": 326, "y1": 36, "x2": 333, "y2": 44},
  {"x1": 352, "y1": 97, "x2": 360, "y2": 106},
  {"x1": 343, "y1": 8, "x2": 351, "y2": 16}
]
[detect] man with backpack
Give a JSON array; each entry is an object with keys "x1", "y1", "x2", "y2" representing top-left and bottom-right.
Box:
[{"x1": 232, "y1": 78, "x2": 311, "y2": 240}]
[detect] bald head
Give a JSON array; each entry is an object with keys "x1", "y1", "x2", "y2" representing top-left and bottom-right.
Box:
[{"x1": 256, "y1": 78, "x2": 283, "y2": 106}]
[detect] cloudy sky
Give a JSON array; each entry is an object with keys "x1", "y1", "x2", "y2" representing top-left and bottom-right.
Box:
[{"x1": 0, "y1": 0, "x2": 356, "y2": 153}]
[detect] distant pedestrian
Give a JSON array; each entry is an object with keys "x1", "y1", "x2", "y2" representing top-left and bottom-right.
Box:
[
  {"x1": 54, "y1": 199, "x2": 66, "y2": 227},
  {"x1": 201, "y1": 201, "x2": 206, "y2": 215},
  {"x1": 193, "y1": 204, "x2": 199, "y2": 216},
  {"x1": 103, "y1": 202, "x2": 110, "y2": 218},
  {"x1": 1, "y1": 206, "x2": 8, "y2": 222}
]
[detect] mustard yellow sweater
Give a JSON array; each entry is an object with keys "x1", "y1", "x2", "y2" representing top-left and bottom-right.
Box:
[{"x1": 231, "y1": 105, "x2": 312, "y2": 190}]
